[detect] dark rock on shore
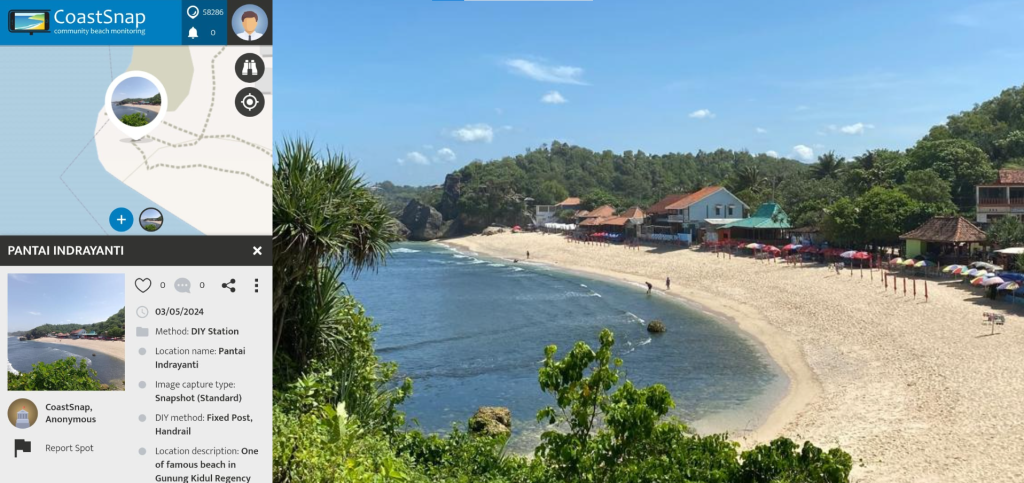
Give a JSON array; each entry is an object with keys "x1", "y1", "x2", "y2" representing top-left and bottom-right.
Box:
[
  {"x1": 647, "y1": 320, "x2": 667, "y2": 333},
  {"x1": 399, "y1": 200, "x2": 453, "y2": 241},
  {"x1": 392, "y1": 220, "x2": 411, "y2": 240},
  {"x1": 469, "y1": 406, "x2": 512, "y2": 438}
]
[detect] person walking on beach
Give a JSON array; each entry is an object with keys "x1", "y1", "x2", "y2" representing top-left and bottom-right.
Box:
[
  {"x1": 527, "y1": 250, "x2": 530, "y2": 260},
  {"x1": 666, "y1": 276, "x2": 671, "y2": 290},
  {"x1": 646, "y1": 281, "x2": 653, "y2": 294}
]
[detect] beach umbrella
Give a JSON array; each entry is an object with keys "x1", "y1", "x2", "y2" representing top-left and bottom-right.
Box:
[
  {"x1": 746, "y1": 243, "x2": 763, "y2": 250},
  {"x1": 852, "y1": 251, "x2": 871, "y2": 260},
  {"x1": 942, "y1": 264, "x2": 960, "y2": 273},
  {"x1": 983, "y1": 276, "x2": 1007, "y2": 286},
  {"x1": 966, "y1": 268, "x2": 980, "y2": 277},
  {"x1": 971, "y1": 276, "x2": 986, "y2": 286},
  {"x1": 903, "y1": 259, "x2": 918, "y2": 267},
  {"x1": 783, "y1": 243, "x2": 802, "y2": 251},
  {"x1": 978, "y1": 276, "x2": 1003, "y2": 286},
  {"x1": 764, "y1": 245, "x2": 781, "y2": 252},
  {"x1": 891, "y1": 257, "x2": 904, "y2": 264},
  {"x1": 998, "y1": 282, "x2": 1020, "y2": 291},
  {"x1": 839, "y1": 250, "x2": 857, "y2": 258},
  {"x1": 952, "y1": 266, "x2": 965, "y2": 275},
  {"x1": 914, "y1": 260, "x2": 934, "y2": 268}
]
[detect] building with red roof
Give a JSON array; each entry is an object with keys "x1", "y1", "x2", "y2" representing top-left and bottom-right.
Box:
[
  {"x1": 643, "y1": 187, "x2": 747, "y2": 243},
  {"x1": 976, "y1": 169, "x2": 1024, "y2": 226}
]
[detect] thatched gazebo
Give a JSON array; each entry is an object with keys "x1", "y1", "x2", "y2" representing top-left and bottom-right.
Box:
[{"x1": 899, "y1": 216, "x2": 986, "y2": 263}]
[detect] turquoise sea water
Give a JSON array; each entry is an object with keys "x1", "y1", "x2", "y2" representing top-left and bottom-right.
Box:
[{"x1": 345, "y1": 242, "x2": 785, "y2": 450}]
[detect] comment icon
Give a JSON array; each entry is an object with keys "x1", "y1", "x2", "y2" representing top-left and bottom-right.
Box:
[{"x1": 174, "y1": 278, "x2": 191, "y2": 293}]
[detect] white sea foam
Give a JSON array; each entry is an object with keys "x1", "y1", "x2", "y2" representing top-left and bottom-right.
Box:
[
  {"x1": 392, "y1": 247, "x2": 421, "y2": 254},
  {"x1": 625, "y1": 312, "x2": 645, "y2": 324},
  {"x1": 638, "y1": 337, "x2": 652, "y2": 346}
]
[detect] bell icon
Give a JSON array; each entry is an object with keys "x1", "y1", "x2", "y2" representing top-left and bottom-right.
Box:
[{"x1": 188, "y1": 27, "x2": 198, "y2": 39}]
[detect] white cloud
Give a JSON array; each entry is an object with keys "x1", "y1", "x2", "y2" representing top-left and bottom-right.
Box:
[
  {"x1": 435, "y1": 147, "x2": 456, "y2": 162},
  {"x1": 397, "y1": 148, "x2": 458, "y2": 166},
  {"x1": 792, "y1": 145, "x2": 814, "y2": 161},
  {"x1": 765, "y1": 150, "x2": 779, "y2": 158},
  {"x1": 541, "y1": 91, "x2": 567, "y2": 104},
  {"x1": 504, "y1": 59, "x2": 587, "y2": 85},
  {"x1": 450, "y1": 123, "x2": 495, "y2": 143},
  {"x1": 830, "y1": 122, "x2": 875, "y2": 135},
  {"x1": 29, "y1": 311, "x2": 40, "y2": 316},
  {"x1": 755, "y1": 127, "x2": 768, "y2": 134},
  {"x1": 689, "y1": 109, "x2": 714, "y2": 119},
  {"x1": 397, "y1": 151, "x2": 430, "y2": 166}
]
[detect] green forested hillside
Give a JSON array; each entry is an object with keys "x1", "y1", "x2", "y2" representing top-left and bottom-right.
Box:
[
  {"x1": 22, "y1": 308, "x2": 126, "y2": 339},
  {"x1": 404, "y1": 84, "x2": 1024, "y2": 248}
]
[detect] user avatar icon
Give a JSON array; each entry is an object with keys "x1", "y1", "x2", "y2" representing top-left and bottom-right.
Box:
[
  {"x1": 233, "y1": 4, "x2": 268, "y2": 41},
  {"x1": 8, "y1": 399, "x2": 38, "y2": 429}
]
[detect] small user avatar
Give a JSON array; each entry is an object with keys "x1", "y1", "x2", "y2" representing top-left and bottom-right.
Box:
[
  {"x1": 110, "y1": 76, "x2": 162, "y2": 127},
  {"x1": 8, "y1": 399, "x2": 39, "y2": 429},
  {"x1": 233, "y1": 4, "x2": 268, "y2": 41},
  {"x1": 140, "y1": 207, "x2": 164, "y2": 232}
]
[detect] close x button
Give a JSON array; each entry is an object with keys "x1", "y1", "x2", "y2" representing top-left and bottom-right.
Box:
[{"x1": 253, "y1": 246, "x2": 263, "y2": 255}]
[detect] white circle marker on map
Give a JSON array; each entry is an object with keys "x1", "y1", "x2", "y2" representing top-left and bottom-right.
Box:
[{"x1": 105, "y1": 71, "x2": 168, "y2": 141}]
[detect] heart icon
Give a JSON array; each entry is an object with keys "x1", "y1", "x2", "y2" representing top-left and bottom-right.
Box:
[{"x1": 135, "y1": 278, "x2": 152, "y2": 293}]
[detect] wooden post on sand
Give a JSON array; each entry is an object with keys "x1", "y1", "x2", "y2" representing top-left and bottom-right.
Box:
[
  {"x1": 903, "y1": 277, "x2": 907, "y2": 296},
  {"x1": 925, "y1": 280, "x2": 929, "y2": 302},
  {"x1": 913, "y1": 279, "x2": 917, "y2": 298}
]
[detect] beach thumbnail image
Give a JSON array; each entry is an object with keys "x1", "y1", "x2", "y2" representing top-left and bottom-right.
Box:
[
  {"x1": 7, "y1": 273, "x2": 126, "y2": 391},
  {"x1": 140, "y1": 207, "x2": 164, "y2": 232},
  {"x1": 110, "y1": 76, "x2": 162, "y2": 127}
]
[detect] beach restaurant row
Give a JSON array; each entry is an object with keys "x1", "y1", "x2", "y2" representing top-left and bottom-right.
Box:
[{"x1": 540, "y1": 187, "x2": 796, "y2": 245}]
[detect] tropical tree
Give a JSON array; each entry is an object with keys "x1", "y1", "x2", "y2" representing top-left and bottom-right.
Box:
[
  {"x1": 812, "y1": 151, "x2": 846, "y2": 180},
  {"x1": 856, "y1": 187, "x2": 920, "y2": 246},
  {"x1": 534, "y1": 179, "x2": 569, "y2": 205},
  {"x1": 272, "y1": 137, "x2": 408, "y2": 432},
  {"x1": 730, "y1": 164, "x2": 762, "y2": 193},
  {"x1": 272, "y1": 138, "x2": 397, "y2": 358},
  {"x1": 900, "y1": 169, "x2": 951, "y2": 205},
  {"x1": 908, "y1": 138, "x2": 996, "y2": 210},
  {"x1": 988, "y1": 216, "x2": 1024, "y2": 249}
]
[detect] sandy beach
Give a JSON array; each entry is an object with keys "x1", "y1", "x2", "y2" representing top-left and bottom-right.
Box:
[
  {"x1": 124, "y1": 103, "x2": 161, "y2": 113},
  {"x1": 444, "y1": 232, "x2": 1024, "y2": 483},
  {"x1": 30, "y1": 337, "x2": 125, "y2": 361}
]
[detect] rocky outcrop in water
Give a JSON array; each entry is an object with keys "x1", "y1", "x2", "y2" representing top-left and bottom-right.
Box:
[
  {"x1": 469, "y1": 406, "x2": 511, "y2": 438},
  {"x1": 647, "y1": 320, "x2": 667, "y2": 333},
  {"x1": 399, "y1": 200, "x2": 454, "y2": 241}
]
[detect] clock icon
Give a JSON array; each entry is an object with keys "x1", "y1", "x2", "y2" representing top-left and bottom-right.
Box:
[{"x1": 136, "y1": 306, "x2": 149, "y2": 318}]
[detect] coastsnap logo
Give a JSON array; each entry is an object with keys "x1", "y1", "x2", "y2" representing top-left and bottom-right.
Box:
[
  {"x1": 7, "y1": 10, "x2": 52, "y2": 34},
  {"x1": 53, "y1": 9, "x2": 145, "y2": 28}
]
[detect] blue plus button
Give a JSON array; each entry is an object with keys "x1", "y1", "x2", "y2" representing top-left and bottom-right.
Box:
[{"x1": 109, "y1": 208, "x2": 134, "y2": 232}]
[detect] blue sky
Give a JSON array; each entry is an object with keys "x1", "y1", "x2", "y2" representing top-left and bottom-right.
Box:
[
  {"x1": 274, "y1": 0, "x2": 1024, "y2": 186},
  {"x1": 7, "y1": 274, "x2": 125, "y2": 331},
  {"x1": 112, "y1": 76, "x2": 158, "y2": 102}
]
